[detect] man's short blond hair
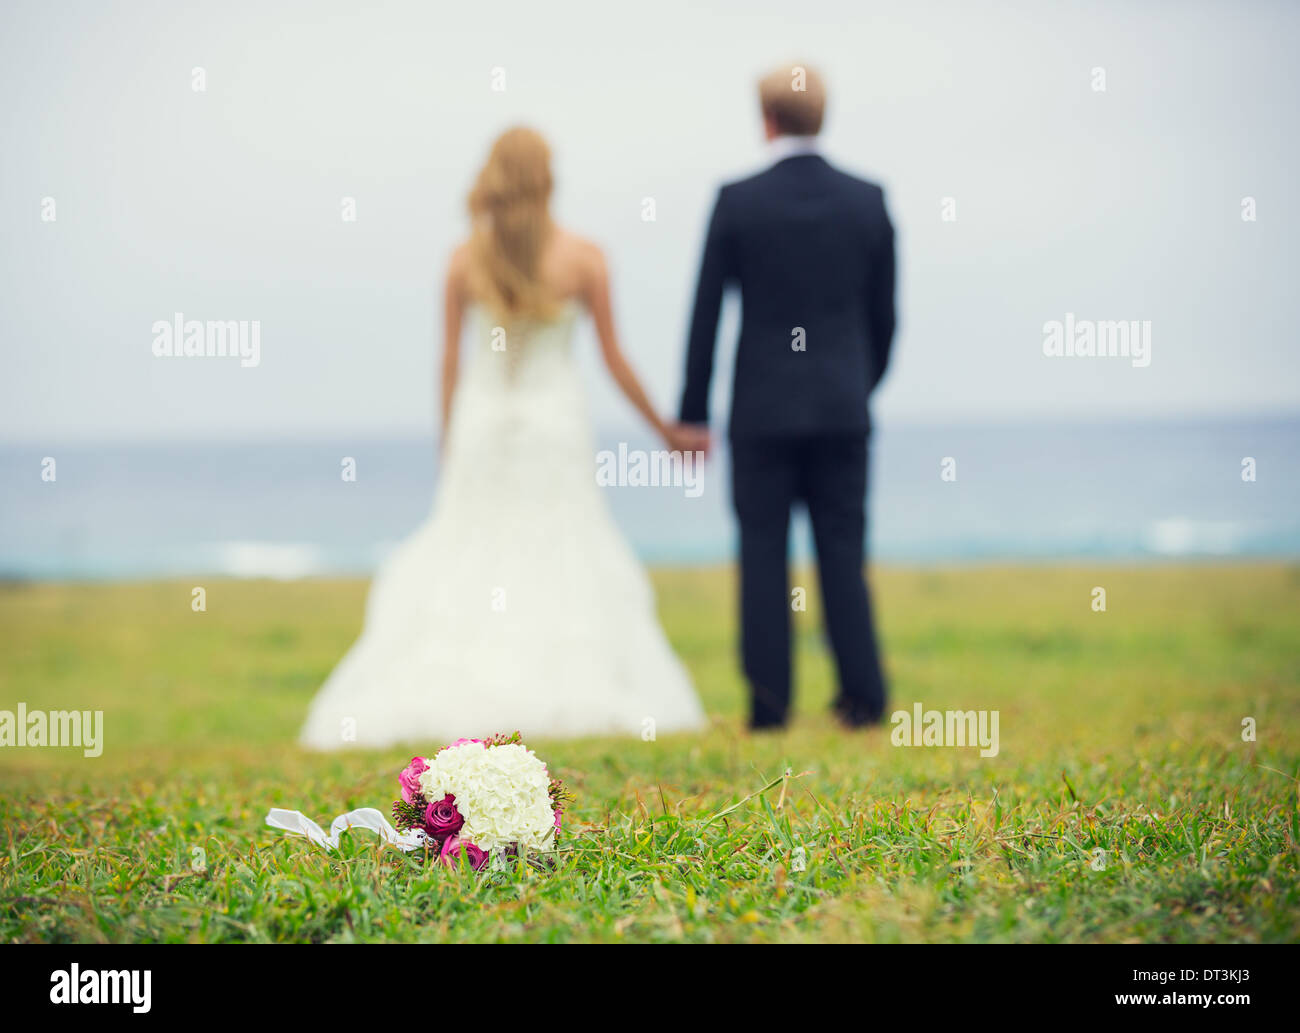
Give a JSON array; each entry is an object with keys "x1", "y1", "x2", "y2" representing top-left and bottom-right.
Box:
[{"x1": 758, "y1": 63, "x2": 826, "y2": 136}]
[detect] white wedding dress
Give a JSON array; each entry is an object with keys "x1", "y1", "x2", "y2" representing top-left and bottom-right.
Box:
[{"x1": 300, "y1": 300, "x2": 706, "y2": 749}]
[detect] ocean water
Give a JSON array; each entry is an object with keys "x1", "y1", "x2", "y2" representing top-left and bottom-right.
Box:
[{"x1": 2, "y1": 417, "x2": 1297, "y2": 580}]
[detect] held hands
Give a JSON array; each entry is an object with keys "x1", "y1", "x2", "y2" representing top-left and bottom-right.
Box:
[{"x1": 663, "y1": 421, "x2": 712, "y2": 457}]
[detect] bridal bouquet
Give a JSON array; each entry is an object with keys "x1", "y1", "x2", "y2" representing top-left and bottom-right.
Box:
[
  {"x1": 265, "y1": 732, "x2": 570, "y2": 872},
  {"x1": 392, "y1": 732, "x2": 570, "y2": 870}
]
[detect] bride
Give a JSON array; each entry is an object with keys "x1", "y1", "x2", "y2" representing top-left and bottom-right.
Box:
[{"x1": 300, "y1": 127, "x2": 707, "y2": 749}]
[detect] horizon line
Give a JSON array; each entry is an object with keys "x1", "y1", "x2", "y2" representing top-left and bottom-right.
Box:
[{"x1": 2, "y1": 406, "x2": 1298, "y2": 449}]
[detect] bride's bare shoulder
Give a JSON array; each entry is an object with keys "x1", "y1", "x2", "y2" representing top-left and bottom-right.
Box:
[
  {"x1": 550, "y1": 227, "x2": 608, "y2": 283},
  {"x1": 444, "y1": 239, "x2": 474, "y2": 298},
  {"x1": 537, "y1": 227, "x2": 604, "y2": 304},
  {"x1": 447, "y1": 239, "x2": 473, "y2": 275}
]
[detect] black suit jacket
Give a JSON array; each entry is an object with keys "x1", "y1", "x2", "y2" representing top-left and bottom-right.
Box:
[{"x1": 679, "y1": 154, "x2": 895, "y2": 439}]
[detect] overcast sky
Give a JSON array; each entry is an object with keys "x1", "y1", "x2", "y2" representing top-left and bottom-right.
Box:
[{"x1": 2, "y1": 0, "x2": 1297, "y2": 442}]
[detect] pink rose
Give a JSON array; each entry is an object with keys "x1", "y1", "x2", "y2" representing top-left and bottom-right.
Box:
[
  {"x1": 424, "y1": 794, "x2": 464, "y2": 840},
  {"x1": 446, "y1": 738, "x2": 483, "y2": 749},
  {"x1": 439, "y1": 835, "x2": 488, "y2": 871},
  {"x1": 398, "y1": 757, "x2": 428, "y2": 804}
]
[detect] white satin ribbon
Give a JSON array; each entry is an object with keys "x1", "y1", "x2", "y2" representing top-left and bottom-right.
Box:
[{"x1": 265, "y1": 806, "x2": 428, "y2": 852}]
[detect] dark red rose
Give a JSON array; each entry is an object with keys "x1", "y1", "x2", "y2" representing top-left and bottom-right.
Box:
[{"x1": 424, "y1": 794, "x2": 464, "y2": 840}]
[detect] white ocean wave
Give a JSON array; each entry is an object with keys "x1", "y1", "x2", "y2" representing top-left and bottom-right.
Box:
[
  {"x1": 210, "y1": 541, "x2": 325, "y2": 579},
  {"x1": 1144, "y1": 518, "x2": 1244, "y2": 556}
]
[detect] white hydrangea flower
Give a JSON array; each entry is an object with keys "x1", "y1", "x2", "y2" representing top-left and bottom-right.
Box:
[{"x1": 416, "y1": 741, "x2": 556, "y2": 854}]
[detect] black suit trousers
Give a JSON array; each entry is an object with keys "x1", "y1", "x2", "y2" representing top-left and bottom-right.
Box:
[{"x1": 729, "y1": 432, "x2": 887, "y2": 727}]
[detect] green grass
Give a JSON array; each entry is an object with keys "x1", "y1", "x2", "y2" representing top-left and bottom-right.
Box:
[{"x1": 1, "y1": 564, "x2": 1298, "y2": 943}]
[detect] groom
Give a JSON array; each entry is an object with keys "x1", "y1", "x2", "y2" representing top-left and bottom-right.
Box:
[{"x1": 676, "y1": 63, "x2": 896, "y2": 730}]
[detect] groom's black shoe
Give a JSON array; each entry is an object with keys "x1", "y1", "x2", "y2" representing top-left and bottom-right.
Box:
[
  {"x1": 748, "y1": 682, "x2": 789, "y2": 731},
  {"x1": 831, "y1": 698, "x2": 884, "y2": 729}
]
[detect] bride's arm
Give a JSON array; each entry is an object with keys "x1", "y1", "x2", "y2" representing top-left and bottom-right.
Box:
[
  {"x1": 440, "y1": 248, "x2": 468, "y2": 446},
  {"x1": 583, "y1": 247, "x2": 683, "y2": 450}
]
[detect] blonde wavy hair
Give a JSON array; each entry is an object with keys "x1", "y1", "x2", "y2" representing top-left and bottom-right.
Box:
[{"x1": 465, "y1": 127, "x2": 558, "y2": 321}]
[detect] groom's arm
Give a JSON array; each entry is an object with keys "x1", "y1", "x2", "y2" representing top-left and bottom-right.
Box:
[
  {"x1": 678, "y1": 188, "x2": 733, "y2": 425},
  {"x1": 866, "y1": 189, "x2": 896, "y2": 394}
]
